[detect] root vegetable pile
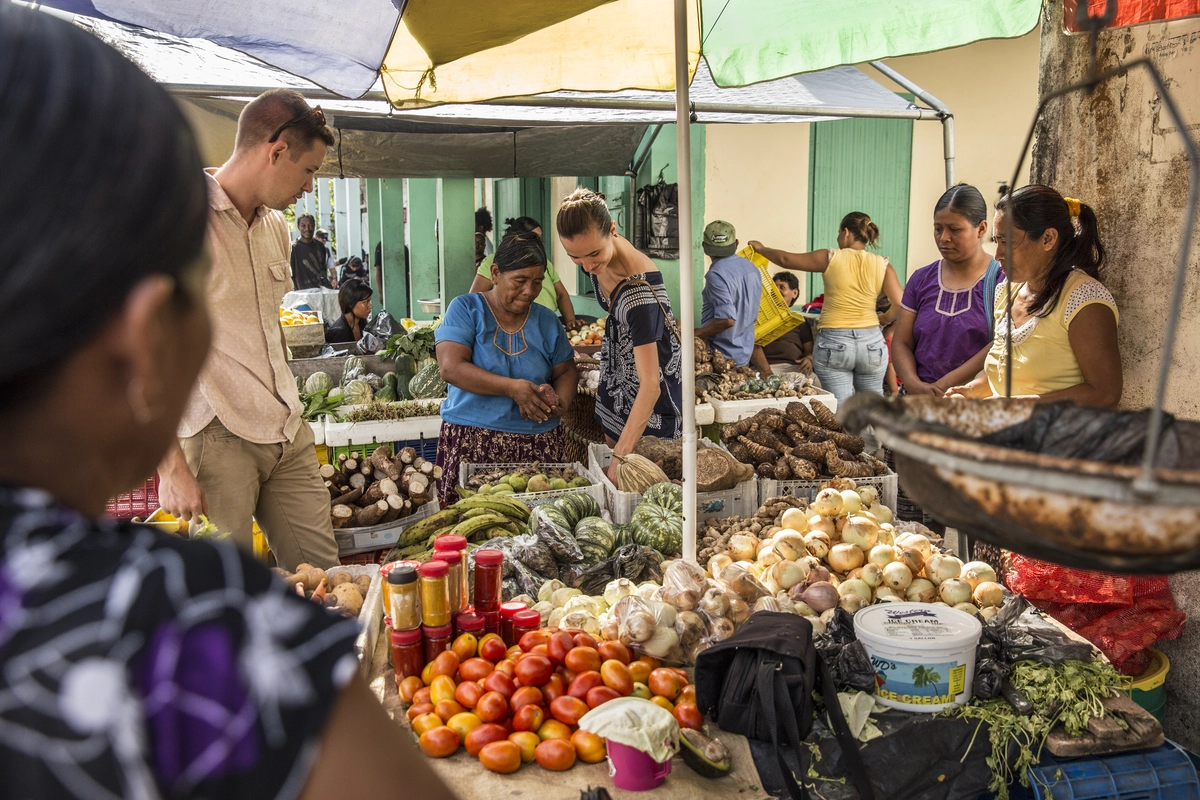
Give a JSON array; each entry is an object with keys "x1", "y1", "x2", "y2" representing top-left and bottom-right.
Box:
[
  {"x1": 695, "y1": 338, "x2": 819, "y2": 401},
  {"x1": 721, "y1": 402, "x2": 889, "y2": 480},
  {"x1": 324, "y1": 444, "x2": 441, "y2": 529},
  {"x1": 274, "y1": 564, "x2": 372, "y2": 618}
]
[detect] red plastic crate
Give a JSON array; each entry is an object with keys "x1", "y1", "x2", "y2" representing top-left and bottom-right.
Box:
[
  {"x1": 339, "y1": 546, "x2": 393, "y2": 566},
  {"x1": 106, "y1": 476, "x2": 159, "y2": 521}
]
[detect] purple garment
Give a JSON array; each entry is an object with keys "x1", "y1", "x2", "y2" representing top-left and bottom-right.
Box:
[{"x1": 900, "y1": 260, "x2": 994, "y2": 384}]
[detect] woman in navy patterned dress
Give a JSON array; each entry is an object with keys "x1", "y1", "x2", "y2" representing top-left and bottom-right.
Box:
[
  {"x1": 0, "y1": 8, "x2": 454, "y2": 799},
  {"x1": 556, "y1": 189, "x2": 684, "y2": 489}
]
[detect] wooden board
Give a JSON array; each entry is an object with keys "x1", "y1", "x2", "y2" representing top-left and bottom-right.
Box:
[{"x1": 1046, "y1": 692, "x2": 1164, "y2": 757}]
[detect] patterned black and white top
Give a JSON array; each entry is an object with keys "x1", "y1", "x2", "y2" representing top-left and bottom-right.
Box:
[
  {"x1": 0, "y1": 487, "x2": 359, "y2": 800},
  {"x1": 591, "y1": 272, "x2": 684, "y2": 441}
]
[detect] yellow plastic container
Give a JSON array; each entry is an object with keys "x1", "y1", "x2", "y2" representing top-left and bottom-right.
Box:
[
  {"x1": 252, "y1": 521, "x2": 271, "y2": 563},
  {"x1": 314, "y1": 443, "x2": 330, "y2": 465},
  {"x1": 740, "y1": 245, "x2": 810, "y2": 346},
  {"x1": 1123, "y1": 647, "x2": 1169, "y2": 721}
]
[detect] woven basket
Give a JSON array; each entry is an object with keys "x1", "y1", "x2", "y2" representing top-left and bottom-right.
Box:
[{"x1": 565, "y1": 360, "x2": 605, "y2": 445}]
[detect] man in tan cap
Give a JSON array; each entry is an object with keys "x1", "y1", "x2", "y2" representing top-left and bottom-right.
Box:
[{"x1": 695, "y1": 220, "x2": 762, "y2": 367}]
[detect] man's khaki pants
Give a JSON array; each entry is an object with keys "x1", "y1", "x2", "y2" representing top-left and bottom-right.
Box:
[{"x1": 182, "y1": 418, "x2": 339, "y2": 571}]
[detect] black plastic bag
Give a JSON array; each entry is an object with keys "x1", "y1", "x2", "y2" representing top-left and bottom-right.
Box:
[
  {"x1": 511, "y1": 534, "x2": 558, "y2": 580},
  {"x1": 572, "y1": 544, "x2": 663, "y2": 596},
  {"x1": 356, "y1": 310, "x2": 403, "y2": 355},
  {"x1": 530, "y1": 506, "x2": 583, "y2": 564},
  {"x1": 814, "y1": 608, "x2": 878, "y2": 694},
  {"x1": 634, "y1": 179, "x2": 679, "y2": 259},
  {"x1": 982, "y1": 595, "x2": 1095, "y2": 664}
]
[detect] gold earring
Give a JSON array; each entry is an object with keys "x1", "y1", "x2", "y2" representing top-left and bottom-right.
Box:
[{"x1": 127, "y1": 378, "x2": 157, "y2": 425}]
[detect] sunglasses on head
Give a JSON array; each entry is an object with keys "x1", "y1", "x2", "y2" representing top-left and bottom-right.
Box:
[{"x1": 268, "y1": 106, "x2": 326, "y2": 144}]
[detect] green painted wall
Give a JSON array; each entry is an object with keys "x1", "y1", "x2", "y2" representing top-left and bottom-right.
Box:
[
  {"x1": 378, "y1": 178, "x2": 408, "y2": 318},
  {"x1": 408, "y1": 179, "x2": 440, "y2": 320},
  {"x1": 437, "y1": 178, "x2": 476, "y2": 313}
]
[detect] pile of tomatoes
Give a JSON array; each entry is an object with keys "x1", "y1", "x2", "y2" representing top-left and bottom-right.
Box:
[{"x1": 398, "y1": 627, "x2": 702, "y2": 774}]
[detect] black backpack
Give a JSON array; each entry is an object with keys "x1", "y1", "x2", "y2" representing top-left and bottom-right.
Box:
[{"x1": 694, "y1": 612, "x2": 875, "y2": 800}]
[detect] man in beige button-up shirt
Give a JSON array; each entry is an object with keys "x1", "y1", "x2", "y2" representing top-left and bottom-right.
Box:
[{"x1": 158, "y1": 89, "x2": 339, "y2": 571}]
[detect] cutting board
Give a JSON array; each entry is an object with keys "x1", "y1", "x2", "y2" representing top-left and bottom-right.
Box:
[{"x1": 1046, "y1": 693, "x2": 1164, "y2": 757}]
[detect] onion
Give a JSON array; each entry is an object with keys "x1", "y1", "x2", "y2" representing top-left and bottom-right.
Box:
[
  {"x1": 861, "y1": 562, "x2": 884, "y2": 588},
  {"x1": 961, "y1": 561, "x2": 998, "y2": 591},
  {"x1": 807, "y1": 564, "x2": 832, "y2": 586},
  {"x1": 758, "y1": 548, "x2": 782, "y2": 569},
  {"x1": 781, "y1": 507, "x2": 808, "y2": 532},
  {"x1": 924, "y1": 554, "x2": 963, "y2": 586},
  {"x1": 840, "y1": 490, "x2": 863, "y2": 515},
  {"x1": 938, "y1": 578, "x2": 972, "y2": 606},
  {"x1": 771, "y1": 560, "x2": 808, "y2": 591},
  {"x1": 973, "y1": 581, "x2": 1004, "y2": 608},
  {"x1": 954, "y1": 602, "x2": 980, "y2": 616},
  {"x1": 838, "y1": 577, "x2": 872, "y2": 603},
  {"x1": 754, "y1": 596, "x2": 782, "y2": 614},
  {"x1": 792, "y1": 601, "x2": 816, "y2": 617},
  {"x1": 839, "y1": 594, "x2": 867, "y2": 613},
  {"x1": 804, "y1": 532, "x2": 831, "y2": 560},
  {"x1": 869, "y1": 544, "x2": 897, "y2": 568},
  {"x1": 828, "y1": 543, "x2": 864, "y2": 573},
  {"x1": 819, "y1": 608, "x2": 837, "y2": 625},
  {"x1": 857, "y1": 486, "x2": 879, "y2": 507},
  {"x1": 811, "y1": 488, "x2": 844, "y2": 517},
  {"x1": 979, "y1": 606, "x2": 1000, "y2": 622},
  {"x1": 873, "y1": 586, "x2": 900, "y2": 602},
  {"x1": 648, "y1": 600, "x2": 677, "y2": 628},
  {"x1": 708, "y1": 554, "x2": 733, "y2": 580},
  {"x1": 896, "y1": 547, "x2": 926, "y2": 576},
  {"x1": 773, "y1": 532, "x2": 808, "y2": 562},
  {"x1": 906, "y1": 578, "x2": 937, "y2": 603},
  {"x1": 729, "y1": 534, "x2": 759, "y2": 562},
  {"x1": 745, "y1": 562, "x2": 765, "y2": 579},
  {"x1": 774, "y1": 592, "x2": 796, "y2": 614},
  {"x1": 869, "y1": 503, "x2": 895, "y2": 524},
  {"x1": 877, "y1": 524, "x2": 896, "y2": 546},
  {"x1": 760, "y1": 574, "x2": 782, "y2": 596},
  {"x1": 896, "y1": 533, "x2": 932, "y2": 560},
  {"x1": 728, "y1": 597, "x2": 751, "y2": 625},
  {"x1": 806, "y1": 616, "x2": 827, "y2": 636},
  {"x1": 841, "y1": 516, "x2": 879, "y2": 551},
  {"x1": 882, "y1": 561, "x2": 913, "y2": 591},
  {"x1": 699, "y1": 587, "x2": 731, "y2": 618},
  {"x1": 799, "y1": 581, "x2": 839, "y2": 613},
  {"x1": 641, "y1": 625, "x2": 680, "y2": 659},
  {"x1": 808, "y1": 515, "x2": 836, "y2": 537},
  {"x1": 835, "y1": 515, "x2": 848, "y2": 534}
]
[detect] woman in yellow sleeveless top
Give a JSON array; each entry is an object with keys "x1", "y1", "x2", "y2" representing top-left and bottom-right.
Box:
[
  {"x1": 948, "y1": 185, "x2": 1121, "y2": 408},
  {"x1": 750, "y1": 212, "x2": 903, "y2": 404}
]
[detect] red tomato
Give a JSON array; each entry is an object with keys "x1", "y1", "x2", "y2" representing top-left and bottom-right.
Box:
[
  {"x1": 429, "y1": 651, "x2": 460, "y2": 680},
  {"x1": 534, "y1": 738, "x2": 577, "y2": 770},
  {"x1": 458, "y1": 657, "x2": 495, "y2": 683},
  {"x1": 596, "y1": 641, "x2": 632, "y2": 665},
  {"x1": 511, "y1": 703, "x2": 545, "y2": 733},
  {"x1": 519, "y1": 630, "x2": 553, "y2": 652},
  {"x1": 549, "y1": 695, "x2": 590, "y2": 727},
  {"x1": 571, "y1": 729, "x2": 607, "y2": 764},
  {"x1": 494, "y1": 659, "x2": 517, "y2": 678},
  {"x1": 572, "y1": 632, "x2": 598, "y2": 650},
  {"x1": 475, "y1": 691, "x2": 509, "y2": 724},
  {"x1": 586, "y1": 686, "x2": 621, "y2": 709},
  {"x1": 434, "y1": 699, "x2": 466, "y2": 722},
  {"x1": 510, "y1": 686, "x2": 544, "y2": 713},
  {"x1": 419, "y1": 726, "x2": 460, "y2": 758},
  {"x1": 600, "y1": 660, "x2": 633, "y2": 695},
  {"x1": 668, "y1": 667, "x2": 690, "y2": 683},
  {"x1": 558, "y1": 667, "x2": 578, "y2": 685},
  {"x1": 478, "y1": 740, "x2": 522, "y2": 774},
  {"x1": 542, "y1": 674, "x2": 567, "y2": 705},
  {"x1": 514, "y1": 654, "x2": 554, "y2": 687},
  {"x1": 465, "y1": 723, "x2": 509, "y2": 757},
  {"x1": 483, "y1": 670, "x2": 515, "y2": 699},
  {"x1": 398, "y1": 675, "x2": 425, "y2": 704},
  {"x1": 406, "y1": 702, "x2": 434, "y2": 722},
  {"x1": 451, "y1": 633, "x2": 478, "y2": 664},
  {"x1": 673, "y1": 702, "x2": 704, "y2": 731},
  {"x1": 648, "y1": 668, "x2": 685, "y2": 701},
  {"x1": 413, "y1": 686, "x2": 432, "y2": 707},
  {"x1": 564, "y1": 647, "x2": 601, "y2": 674},
  {"x1": 567, "y1": 670, "x2": 604, "y2": 701},
  {"x1": 546, "y1": 631, "x2": 576, "y2": 666},
  {"x1": 479, "y1": 635, "x2": 509, "y2": 663},
  {"x1": 677, "y1": 685, "x2": 697, "y2": 706}
]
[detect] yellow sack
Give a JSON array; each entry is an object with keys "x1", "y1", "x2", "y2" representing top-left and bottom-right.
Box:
[{"x1": 742, "y1": 245, "x2": 809, "y2": 347}]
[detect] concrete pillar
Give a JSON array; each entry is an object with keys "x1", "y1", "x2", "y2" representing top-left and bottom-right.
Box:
[
  {"x1": 334, "y1": 179, "x2": 349, "y2": 261},
  {"x1": 378, "y1": 178, "x2": 408, "y2": 319},
  {"x1": 345, "y1": 178, "x2": 363, "y2": 263},
  {"x1": 438, "y1": 177, "x2": 476, "y2": 315},
  {"x1": 366, "y1": 178, "x2": 382, "y2": 272},
  {"x1": 407, "y1": 178, "x2": 440, "y2": 320}
]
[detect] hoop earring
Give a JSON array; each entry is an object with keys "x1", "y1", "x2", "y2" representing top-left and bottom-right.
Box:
[{"x1": 127, "y1": 378, "x2": 157, "y2": 425}]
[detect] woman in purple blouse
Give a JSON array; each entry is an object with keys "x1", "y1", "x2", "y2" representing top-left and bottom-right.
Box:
[{"x1": 892, "y1": 184, "x2": 1003, "y2": 396}]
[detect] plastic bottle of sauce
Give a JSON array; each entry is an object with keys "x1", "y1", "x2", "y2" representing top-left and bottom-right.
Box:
[
  {"x1": 500, "y1": 600, "x2": 529, "y2": 647},
  {"x1": 391, "y1": 628, "x2": 424, "y2": 683},
  {"x1": 482, "y1": 611, "x2": 501, "y2": 638},
  {"x1": 431, "y1": 550, "x2": 464, "y2": 616},
  {"x1": 423, "y1": 623, "x2": 453, "y2": 664},
  {"x1": 511, "y1": 609, "x2": 542, "y2": 645},
  {"x1": 455, "y1": 610, "x2": 485, "y2": 640},
  {"x1": 473, "y1": 549, "x2": 504, "y2": 615},
  {"x1": 419, "y1": 560, "x2": 451, "y2": 628},
  {"x1": 388, "y1": 564, "x2": 422, "y2": 631}
]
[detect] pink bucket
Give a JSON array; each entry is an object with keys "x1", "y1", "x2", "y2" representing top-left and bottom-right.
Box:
[{"x1": 607, "y1": 740, "x2": 673, "y2": 791}]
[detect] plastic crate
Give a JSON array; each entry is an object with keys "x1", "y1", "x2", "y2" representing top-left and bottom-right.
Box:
[
  {"x1": 324, "y1": 401, "x2": 443, "y2": 448},
  {"x1": 588, "y1": 443, "x2": 759, "y2": 525},
  {"x1": 709, "y1": 396, "x2": 789, "y2": 423},
  {"x1": 340, "y1": 547, "x2": 392, "y2": 566},
  {"x1": 742, "y1": 245, "x2": 811, "y2": 347},
  {"x1": 760, "y1": 470, "x2": 898, "y2": 510},
  {"x1": 695, "y1": 402, "x2": 714, "y2": 427},
  {"x1": 327, "y1": 435, "x2": 439, "y2": 466},
  {"x1": 334, "y1": 499, "x2": 441, "y2": 556},
  {"x1": 309, "y1": 419, "x2": 325, "y2": 446},
  {"x1": 106, "y1": 476, "x2": 159, "y2": 521},
  {"x1": 459, "y1": 462, "x2": 604, "y2": 509},
  {"x1": 1025, "y1": 740, "x2": 1200, "y2": 800}
]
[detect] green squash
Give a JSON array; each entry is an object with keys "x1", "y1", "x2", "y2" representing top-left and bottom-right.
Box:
[
  {"x1": 343, "y1": 379, "x2": 374, "y2": 406},
  {"x1": 629, "y1": 503, "x2": 683, "y2": 557},
  {"x1": 394, "y1": 353, "x2": 417, "y2": 400},
  {"x1": 573, "y1": 516, "x2": 617, "y2": 562},
  {"x1": 554, "y1": 493, "x2": 600, "y2": 530},
  {"x1": 304, "y1": 371, "x2": 333, "y2": 396},
  {"x1": 375, "y1": 386, "x2": 397, "y2": 403},
  {"x1": 641, "y1": 483, "x2": 684, "y2": 516},
  {"x1": 409, "y1": 362, "x2": 447, "y2": 400}
]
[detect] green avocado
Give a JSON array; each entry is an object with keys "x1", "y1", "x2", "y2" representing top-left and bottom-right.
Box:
[{"x1": 679, "y1": 729, "x2": 732, "y2": 779}]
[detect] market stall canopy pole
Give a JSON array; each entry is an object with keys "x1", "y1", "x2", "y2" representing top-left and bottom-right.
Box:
[
  {"x1": 676, "y1": 0, "x2": 698, "y2": 565},
  {"x1": 869, "y1": 61, "x2": 956, "y2": 189}
]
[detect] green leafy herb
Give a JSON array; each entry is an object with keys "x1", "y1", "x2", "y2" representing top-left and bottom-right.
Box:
[{"x1": 382, "y1": 326, "x2": 437, "y2": 363}]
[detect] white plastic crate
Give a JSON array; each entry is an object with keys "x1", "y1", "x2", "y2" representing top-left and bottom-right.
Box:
[
  {"x1": 333, "y1": 499, "x2": 441, "y2": 555},
  {"x1": 695, "y1": 402, "x2": 714, "y2": 427},
  {"x1": 459, "y1": 462, "x2": 604, "y2": 509},
  {"x1": 323, "y1": 564, "x2": 382, "y2": 676},
  {"x1": 325, "y1": 399, "x2": 444, "y2": 446},
  {"x1": 309, "y1": 419, "x2": 325, "y2": 446},
  {"x1": 708, "y1": 396, "x2": 789, "y2": 423},
  {"x1": 759, "y1": 470, "x2": 898, "y2": 511},
  {"x1": 588, "y1": 443, "x2": 759, "y2": 525}
]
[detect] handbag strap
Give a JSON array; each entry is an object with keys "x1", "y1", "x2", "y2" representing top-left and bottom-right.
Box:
[
  {"x1": 610, "y1": 277, "x2": 682, "y2": 345},
  {"x1": 983, "y1": 258, "x2": 1003, "y2": 337},
  {"x1": 756, "y1": 660, "x2": 809, "y2": 800},
  {"x1": 818, "y1": 656, "x2": 876, "y2": 800}
]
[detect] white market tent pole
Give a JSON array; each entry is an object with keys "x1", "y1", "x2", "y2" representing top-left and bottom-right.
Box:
[{"x1": 674, "y1": 0, "x2": 698, "y2": 564}]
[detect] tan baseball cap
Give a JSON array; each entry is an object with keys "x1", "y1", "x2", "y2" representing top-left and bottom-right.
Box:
[{"x1": 703, "y1": 220, "x2": 737, "y2": 257}]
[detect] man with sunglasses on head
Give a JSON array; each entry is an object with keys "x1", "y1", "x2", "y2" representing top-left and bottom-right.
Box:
[{"x1": 158, "y1": 89, "x2": 341, "y2": 572}]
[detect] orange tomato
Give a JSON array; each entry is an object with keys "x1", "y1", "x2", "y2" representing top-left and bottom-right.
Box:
[
  {"x1": 479, "y1": 740, "x2": 522, "y2": 774},
  {"x1": 673, "y1": 702, "x2": 704, "y2": 731},
  {"x1": 434, "y1": 699, "x2": 466, "y2": 722},
  {"x1": 537, "y1": 719, "x2": 573, "y2": 742},
  {"x1": 542, "y1": 674, "x2": 567, "y2": 705},
  {"x1": 475, "y1": 691, "x2": 509, "y2": 724},
  {"x1": 568, "y1": 670, "x2": 604, "y2": 701},
  {"x1": 639, "y1": 655, "x2": 662, "y2": 670},
  {"x1": 494, "y1": 659, "x2": 517, "y2": 678},
  {"x1": 534, "y1": 738, "x2": 577, "y2": 771},
  {"x1": 507, "y1": 645, "x2": 524, "y2": 660},
  {"x1": 677, "y1": 685, "x2": 697, "y2": 706},
  {"x1": 597, "y1": 641, "x2": 632, "y2": 665},
  {"x1": 465, "y1": 723, "x2": 509, "y2": 757},
  {"x1": 586, "y1": 686, "x2": 621, "y2": 709},
  {"x1": 549, "y1": 695, "x2": 590, "y2": 727},
  {"x1": 572, "y1": 633, "x2": 599, "y2": 650},
  {"x1": 458, "y1": 657, "x2": 495, "y2": 683},
  {"x1": 515, "y1": 654, "x2": 555, "y2": 687},
  {"x1": 419, "y1": 726, "x2": 460, "y2": 758},
  {"x1": 508, "y1": 731, "x2": 540, "y2": 763},
  {"x1": 479, "y1": 635, "x2": 509, "y2": 663},
  {"x1": 455, "y1": 680, "x2": 485, "y2": 710},
  {"x1": 412, "y1": 712, "x2": 443, "y2": 737},
  {"x1": 600, "y1": 660, "x2": 633, "y2": 695},
  {"x1": 649, "y1": 696, "x2": 675, "y2": 713},
  {"x1": 430, "y1": 651, "x2": 460, "y2": 680},
  {"x1": 519, "y1": 629, "x2": 553, "y2": 652},
  {"x1": 447, "y1": 711, "x2": 483, "y2": 742},
  {"x1": 483, "y1": 670, "x2": 515, "y2": 699},
  {"x1": 452, "y1": 633, "x2": 478, "y2": 663},
  {"x1": 510, "y1": 685, "x2": 544, "y2": 713},
  {"x1": 421, "y1": 661, "x2": 437, "y2": 686},
  {"x1": 413, "y1": 686, "x2": 433, "y2": 706},
  {"x1": 398, "y1": 675, "x2": 425, "y2": 704},
  {"x1": 429, "y1": 675, "x2": 458, "y2": 706},
  {"x1": 406, "y1": 702, "x2": 434, "y2": 722},
  {"x1": 648, "y1": 668, "x2": 685, "y2": 701},
  {"x1": 571, "y1": 730, "x2": 607, "y2": 764},
  {"x1": 531, "y1": 644, "x2": 551, "y2": 657},
  {"x1": 564, "y1": 647, "x2": 601, "y2": 674},
  {"x1": 628, "y1": 659, "x2": 653, "y2": 685},
  {"x1": 512, "y1": 704, "x2": 545, "y2": 733},
  {"x1": 546, "y1": 631, "x2": 576, "y2": 666}
]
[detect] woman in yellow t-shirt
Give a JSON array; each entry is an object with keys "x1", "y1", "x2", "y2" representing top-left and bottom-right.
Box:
[
  {"x1": 750, "y1": 212, "x2": 903, "y2": 404},
  {"x1": 471, "y1": 216, "x2": 578, "y2": 329},
  {"x1": 948, "y1": 185, "x2": 1122, "y2": 408}
]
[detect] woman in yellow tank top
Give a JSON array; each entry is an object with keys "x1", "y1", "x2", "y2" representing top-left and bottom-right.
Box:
[
  {"x1": 750, "y1": 212, "x2": 903, "y2": 404},
  {"x1": 948, "y1": 185, "x2": 1121, "y2": 408}
]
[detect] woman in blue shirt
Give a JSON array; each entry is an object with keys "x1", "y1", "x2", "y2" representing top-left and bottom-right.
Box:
[{"x1": 434, "y1": 232, "x2": 579, "y2": 505}]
